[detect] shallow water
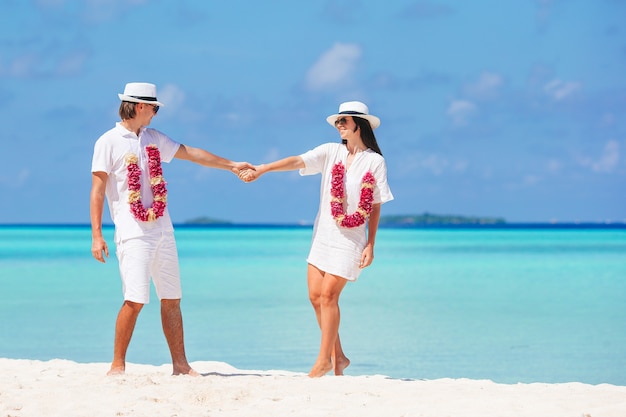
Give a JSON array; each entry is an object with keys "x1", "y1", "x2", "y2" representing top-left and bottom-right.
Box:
[{"x1": 1, "y1": 225, "x2": 624, "y2": 384}]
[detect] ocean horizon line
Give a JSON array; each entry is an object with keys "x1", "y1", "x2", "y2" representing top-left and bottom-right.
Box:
[{"x1": 1, "y1": 222, "x2": 625, "y2": 229}]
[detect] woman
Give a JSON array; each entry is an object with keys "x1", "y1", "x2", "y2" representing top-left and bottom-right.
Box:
[{"x1": 241, "y1": 101, "x2": 394, "y2": 377}]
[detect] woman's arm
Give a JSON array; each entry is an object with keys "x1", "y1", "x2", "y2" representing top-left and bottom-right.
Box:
[
  {"x1": 360, "y1": 203, "x2": 381, "y2": 268},
  {"x1": 240, "y1": 155, "x2": 305, "y2": 182}
]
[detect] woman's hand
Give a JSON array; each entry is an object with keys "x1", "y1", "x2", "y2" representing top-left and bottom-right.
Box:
[
  {"x1": 239, "y1": 165, "x2": 262, "y2": 182},
  {"x1": 359, "y1": 244, "x2": 374, "y2": 268}
]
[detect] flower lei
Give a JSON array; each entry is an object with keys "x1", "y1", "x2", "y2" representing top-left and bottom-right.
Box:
[
  {"x1": 125, "y1": 144, "x2": 167, "y2": 222},
  {"x1": 330, "y1": 161, "x2": 375, "y2": 228}
]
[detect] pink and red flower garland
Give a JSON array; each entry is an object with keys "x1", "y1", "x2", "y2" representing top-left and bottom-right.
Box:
[
  {"x1": 330, "y1": 161, "x2": 375, "y2": 228},
  {"x1": 125, "y1": 144, "x2": 167, "y2": 222}
]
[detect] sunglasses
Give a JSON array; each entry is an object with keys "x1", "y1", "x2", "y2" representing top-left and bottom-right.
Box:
[
  {"x1": 334, "y1": 117, "x2": 348, "y2": 127},
  {"x1": 145, "y1": 103, "x2": 159, "y2": 114}
]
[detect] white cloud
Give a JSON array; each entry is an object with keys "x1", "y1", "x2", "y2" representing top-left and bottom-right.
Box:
[
  {"x1": 5, "y1": 54, "x2": 38, "y2": 77},
  {"x1": 398, "y1": 152, "x2": 468, "y2": 176},
  {"x1": 80, "y1": 0, "x2": 149, "y2": 23},
  {"x1": 56, "y1": 51, "x2": 88, "y2": 76},
  {"x1": 35, "y1": 0, "x2": 66, "y2": 7},
  {"x1": 523, "y1": 174, "x2": 542, "y2": 185},
  {"x1": 579, "y1": 140, "x2": 620, "y2": 173},
  {"x1": 544, "y1": 79, "x2": 581, "y2": 101},
  {"x1": 534, "y1": 0, "x2": 555, "y2": 30},
  {"x1": 463, "y1": 72, "x2": 503, "y2": 100},
  {"x1": 159, "y1": 84, "x2": 186, "y2": 112},
  {"x1": 87, "y1": 0, "x2": 147, "y2": 5},
  {"x1": 36, "y1": 0, "x2": 147, "y2": 15},
  {"x1": 447, "y1": 99, "x2": 477, "y2": 126},
  {"x1": 401, "y1": 1, "x2": 454, "y2": 19},
  {"x1": 0, "y1": 168, "x2": 30, "y2": 188},
  {"x1": 0, "y1": 49, "x2": 88, "y2": 78},
  {"x1": 546, "y1": 158, "x2": 562, "y2": 173},
  {"x1": 305, "y1": 43, "x2": 362, "y2": 92},
  {"x1": 263, "y1": 148, "x2": 282, "y2": 164},
  {"x1": 600, "y1": 113, "x2": 615, "y2": 128},
  {"x1": 420, "y1": 154, "x2": 449, "y2": 176}
]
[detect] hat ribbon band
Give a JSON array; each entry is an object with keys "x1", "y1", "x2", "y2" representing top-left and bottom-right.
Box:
[
  {"x1": 338, "y1": 111, "x2": 366, "y2": 115},
  {"x1": 129, "y1": 95, "x2": 158, "y2": 102}
]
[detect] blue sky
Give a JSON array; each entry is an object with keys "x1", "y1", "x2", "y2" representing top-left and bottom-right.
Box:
[{"x1": 1, "y1": 0, "x2": 624, "y2": 224}]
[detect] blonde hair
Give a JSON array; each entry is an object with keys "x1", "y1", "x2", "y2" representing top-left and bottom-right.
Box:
[{"x1": 119, "y1": 101, "x2": 137, "y2": 120}]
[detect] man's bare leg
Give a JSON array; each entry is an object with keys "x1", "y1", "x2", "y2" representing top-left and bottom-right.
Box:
[
  {"x1": 161, "y1": 299, "x2": 198, "y2": 376},
  {"x1": 108, "y1": 300, "x2": 143, "y2": 375}
]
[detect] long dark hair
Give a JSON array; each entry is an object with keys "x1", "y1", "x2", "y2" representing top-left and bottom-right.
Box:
[{"x1": 343, "y1": 116, "x2": 382, "y2": 155}]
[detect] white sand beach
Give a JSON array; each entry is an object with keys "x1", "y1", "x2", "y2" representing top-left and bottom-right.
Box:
[{"x1": 1, "y1": 358, "x2": 625, "y2": 417}]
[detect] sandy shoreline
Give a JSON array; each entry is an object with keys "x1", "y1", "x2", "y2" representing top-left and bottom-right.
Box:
[{"x1": 1, "y1": 358, "x2": 625, "y2": 417}]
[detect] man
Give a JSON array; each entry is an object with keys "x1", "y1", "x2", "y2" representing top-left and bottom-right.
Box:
[{"x1": 90, "y1": 82, "x2": 252, "y2": 375}]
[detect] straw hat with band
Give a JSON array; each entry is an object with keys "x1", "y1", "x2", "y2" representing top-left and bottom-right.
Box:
[
  {"x1": 326, "y1": 101, "x2": 380, "y2": 130},
  {"x1": 118, "y1": 82, "x2": 165, "y2": 107}
]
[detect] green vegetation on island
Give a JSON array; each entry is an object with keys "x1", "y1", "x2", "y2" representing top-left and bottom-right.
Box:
[
  {"x1": 184, "y1": 216, "x2": 232, "y2": 225},
  {"x1": 379, "y1": 213, "x2": 506, "y2": 226},
  {"x1": 184, "y1": 213, "x2": 506, "y2": 226}
]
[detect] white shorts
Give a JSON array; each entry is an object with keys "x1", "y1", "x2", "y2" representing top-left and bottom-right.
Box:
[{"x1": 116, "y1": 231, "x2": 182, "y2": 304}]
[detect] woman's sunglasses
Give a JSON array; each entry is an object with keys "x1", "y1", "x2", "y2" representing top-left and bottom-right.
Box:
[{"x1": 334, "y1": 117, "x2": 348, "y2": 127}]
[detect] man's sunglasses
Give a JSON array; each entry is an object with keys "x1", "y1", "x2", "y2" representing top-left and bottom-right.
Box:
[{"x1": 146, "y1": 103, "x2": 159, "y2": 114}]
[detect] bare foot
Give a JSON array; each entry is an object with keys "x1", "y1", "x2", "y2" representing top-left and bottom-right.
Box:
[
  {"x1": 308, "y1": 360, "x2": 333, "y2": 378},
  {"x1": 173, "y1": 366, "x2": 200, "y2": 376},
  {"x1": 334, "y1": 356, "x2": 350, "y2": 376},
  {"x1": 107, "y1": 366, "x2": 125, "y2": 376}
]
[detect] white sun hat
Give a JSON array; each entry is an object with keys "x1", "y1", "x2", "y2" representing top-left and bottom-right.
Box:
[
  {"x1": 326, "y1": 101, "x2": 380, "y2": 129},
  {"x1": 118, "y1": 82, "x2": 164, "y2": 106}
]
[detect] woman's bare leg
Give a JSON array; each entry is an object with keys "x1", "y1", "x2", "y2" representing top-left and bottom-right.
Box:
[
  {"x1": 332, "y1": 334, "x2": 350, "y2": 376},
  {"x1": 307, "y1": 265, "x2": 349, "y2": 377}
]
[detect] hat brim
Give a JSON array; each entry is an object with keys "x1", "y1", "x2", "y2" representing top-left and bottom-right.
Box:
[
  {"x1": 118, "y1": 94, "x2": 164, "y2": 107},
  {"x1": 326, "y1": 113, "x2": 380, "y2": 129}
]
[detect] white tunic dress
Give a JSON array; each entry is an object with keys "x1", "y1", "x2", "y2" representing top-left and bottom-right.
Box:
[{"x1": 299, "y1": 142, "x2": 394, "y2": 281}]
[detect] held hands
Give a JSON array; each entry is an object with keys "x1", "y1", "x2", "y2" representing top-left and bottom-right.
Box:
[
  {"x1": 238, "y1": 165, "x2": 263, "y2": 183},
  {"x1": 230, "y1": 162, "x2": 262, "y2": 182},
  {"x1": 231, "y1": 162, "x2": 255, "y2": 177}
]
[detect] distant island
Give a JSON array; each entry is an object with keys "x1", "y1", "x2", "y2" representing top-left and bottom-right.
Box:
[
  {"x1": 379, "y1": 213, "x2": 506, "y2": 226},
  {"x1": 184, "y1": 213, "x2": 506, "y2": 226},
  {"x1": 184, "y1": 216, "x2": 233, "y2": 225}
]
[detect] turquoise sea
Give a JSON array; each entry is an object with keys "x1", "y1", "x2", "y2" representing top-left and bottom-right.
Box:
[{"x1": 1, "y1": 225, "x2": 625, "y2": 385}]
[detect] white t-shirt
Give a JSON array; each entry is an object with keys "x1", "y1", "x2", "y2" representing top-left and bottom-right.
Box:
[
  {"x1": 300, "y1": 142, "x2": 394, "y2": 281},
  {"x1": 91, "y1": 122, "x2": 180, "y2": 243}
]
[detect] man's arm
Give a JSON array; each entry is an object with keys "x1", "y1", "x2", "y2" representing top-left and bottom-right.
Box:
[
  {"x1": 174, "y1": 144, "x2": 253, "y2": 175},
  {"x1": 90, "y1": 171, "x2": 109, "y2": 263}
]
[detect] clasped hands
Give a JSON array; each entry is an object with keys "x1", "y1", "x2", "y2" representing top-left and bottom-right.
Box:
[{"x1": 232, "y1": 163, "x2": 262, "y2": 183}]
